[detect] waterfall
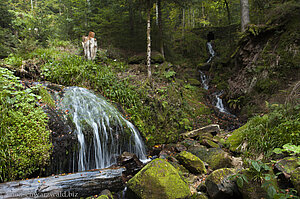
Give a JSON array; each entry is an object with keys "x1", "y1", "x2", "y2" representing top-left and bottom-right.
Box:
[
  {"x1": 206, "y1": 42, "x2": 215, "y2": 63},
  {"x1": 59, "y1": 87, "x2": 147, "y2": 172},
  {"x1": 199, "y1": 42, "x2": 233, "y2": 115}
]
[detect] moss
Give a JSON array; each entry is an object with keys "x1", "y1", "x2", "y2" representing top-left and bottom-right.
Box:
[
  {"x1": 275, "y1": 156, "x2": 300, "y2": 175},
  {"x1": 206, "y1": 168, "x2": 235, "y2": 184},
  {"x1": 203, "y1": 139, "x2": 220, "y2": 148},
  {"x1": 208, "y1": 152, "x2": 232, "y2": 170},
  {"x1": 290, "y1": 167, "x2": 300, "y2": 194},
  {"x1": 226, "y1": 123, "x2": 248, "y2": 152},
  {"x1": 127, "y1": 158, "x2": 191, "y2": 199},
  {"x1": 96, "y1": 196, "x2": 109, "y2": 199},
  {"x1": 176, "y1": 151, "x2": 207, "y2": 174},
  {"x1": 188, "y1": 78, "x2": 201, "y2": 86}
]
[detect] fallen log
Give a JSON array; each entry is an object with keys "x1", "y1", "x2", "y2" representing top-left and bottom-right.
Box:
[{"x1": 0, "y1": 168, "x2": 125, "y2": 199}]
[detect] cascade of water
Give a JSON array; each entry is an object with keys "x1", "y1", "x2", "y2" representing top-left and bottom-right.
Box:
[
  {"x1": 59, "y1": 87, "x2": 147, "y2": 172},
  {"x1": 199, "y1": 70, "x2": 209, "y2": 90},
  {"x1": 198, "y1": 42, "x2": 234, "y2": 116},
  {"x1": 207, "y1": 42, "x2": 215, "y2": 63}
]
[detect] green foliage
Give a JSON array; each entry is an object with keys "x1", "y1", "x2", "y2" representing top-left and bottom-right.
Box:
[
  {"x1": 0, "y1": 67, "x2": 52, "y2": 182},
  {"x1": 273, "y1": 144, "x2": 300, "y2": 156},
  {"x1": 228, "y1": 104, "x2": 300, "y2": 157},
  {"x1": 163, "y1": 70, "x2": 176, "y2": 80}
]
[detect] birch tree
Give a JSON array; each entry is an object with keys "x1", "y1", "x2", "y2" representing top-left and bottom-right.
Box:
[{"x1": 240, "y1": 0, "x2": 250, "y2": 32}]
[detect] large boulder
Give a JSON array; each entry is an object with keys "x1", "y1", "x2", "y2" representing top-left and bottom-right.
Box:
[
  {"x1": 188, "y1": 146, "x2": 233, "y2": 170},
  {"x1": 176, "y1": 151, "x2": 207, "y2": 174},
  {"x1": 205, "y1": 168, "x2": 240, "y2": 199},
  {"x1": 127, "y1": 158, "x2": 191, "y2": 199}
]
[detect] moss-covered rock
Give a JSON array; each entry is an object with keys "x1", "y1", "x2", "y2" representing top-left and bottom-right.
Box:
[
  {"x1": 226, "y1": 124, "x2": 248, "y2": 152},
  {"x1": 201, "y1": 139, "x2": 220, "y2": 148},
  {"x1": 275, "y1": 156, "x2": 300, "y2": 176},
  {"x1": 128, "y1": 54, "x2": 145, "y2": 64},
  {"x1": 205, "y1": 168, "x2": 240, "y2": 199},
  {"x1": 290, "y1": 167, "x2": 300, "y2": 194},
  {"x1": 188, "y1": 146, "x2": 232, "y2": 170},
  {"x1": 127, "y1": 158, "x2": 191, "y2": 199},
  {"x1": 176, "y1": 151, "x2": 207, "y2": 174}
]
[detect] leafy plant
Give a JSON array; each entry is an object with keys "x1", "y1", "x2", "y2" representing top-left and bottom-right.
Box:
[
  {"x1": 273, "y1": 143, "x2": 300, "y2": 155},
  {"x1": 0, "y1": 67, "x2": 52, "y2": 182}
]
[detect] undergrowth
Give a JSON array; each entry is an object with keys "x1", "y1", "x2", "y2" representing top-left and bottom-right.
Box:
[{"x1": 0, "y1": 67, "x2": 52, "y2": 182}]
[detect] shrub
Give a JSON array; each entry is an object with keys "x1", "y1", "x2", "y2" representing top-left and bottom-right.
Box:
[{"x1": 0, "y1": 67, "x2": 52, "y2": 182}]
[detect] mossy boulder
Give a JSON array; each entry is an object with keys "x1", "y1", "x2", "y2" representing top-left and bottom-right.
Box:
[
  {"x1": 201, "y1": 139, "x2": 220, "y2": 148},
  {"x1": 238, "y1": 168, "x2": 278, "y2": 199},
  {"x1": 205, "y1": 168, "x2": 240, "y2": 199},
  {"x1": 176, "y1": 151, "x2": 207, "y2": 174},
  {"x1": 275, "y1": 156, "x2": 300, "y2": 176},
  {"x1": 290, "y1": 167, "x2": 300, "y2": 194},
  {"x1": 188, "y1": 146, "x2": 232, "y2": 170},
  {"x1": 127, "y1": 158, "x2": 191, "y2": 199},
  {"x1": 226, "y1": 124, "x2": 248, "y2": 152}
]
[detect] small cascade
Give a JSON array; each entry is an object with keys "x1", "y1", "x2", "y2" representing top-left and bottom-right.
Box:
[
  {"x1": 199, "y1": 71, "x2": 209, "y2": 90},
  {"x1": 206, "y1": 42, "x2": 215, "y2": 63},
  {"x1": 199, "y1": 42, "x2": 233, "y2": 116},
  {"x1": 59, "y1": 87, "x2": 147, "y2": 172}
]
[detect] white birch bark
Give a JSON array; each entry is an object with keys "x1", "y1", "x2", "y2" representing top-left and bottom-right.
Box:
[
  {"x1": 240, "y1": 0, "x2": 250, "y2": 32},
  {"x1": 147, "y1": 2, "x2": 152, "y2": 81}
]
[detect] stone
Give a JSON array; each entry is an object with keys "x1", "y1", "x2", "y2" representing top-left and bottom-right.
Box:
[
  {"x1": 205, "y1": 168, "x2": 240, "y2": 199},
  {"x1": 275, "y1": 156, "x2": 300, "y2": 177},
  {"x1": 99, "y1": 189, "x2": 113, "y2": 199},
  {"x1": 127, "y1": 158, "x2": 191, "y2": 199},
  {"x1": 117, "y1": 152, "x2": 143, "y2": 182},
  {"x1": 201, "y1": 139, "x2": 220, "y2": 148},
  {"x1": 181, "y1": 124, "x2": 221, "y2": 139},
  {"x1": 290, "y1": 167, "x2": 300, "y2": 194},
  {"x1": 176, "y1": 151, "x2": 207, "y2": 174},
  {"x1": 188, "y1": 146, "x2": 233, "y2": 170}
]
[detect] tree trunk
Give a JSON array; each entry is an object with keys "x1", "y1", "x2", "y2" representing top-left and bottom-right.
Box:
[
  {"x1": 224, "y1": 0, "x2": 231, "y2": 25},
  {"x1": 182, "y1": 8, "x2": 185, "y2": 36},
  {"x1": 157, "y1": 0, "x2": 164, "y2": 58},
  {"x1": 0, "y1": 168, "x2": 124, "y2": 198},
  {"x1": 240, "y1": 0, "x2": 250, "y2": 32},
  {"x1": 146, "y1": 0, "x2": 152, "y2": 81},
  {"x1": 31, "y1": 0, "x2": 33, "y2": 11}
]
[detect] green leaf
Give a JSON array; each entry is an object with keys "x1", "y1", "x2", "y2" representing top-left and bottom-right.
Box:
[
  {"x1": 251, "y1": 161, "x2": 261, "y2": 172},
  {"x1": 237, "y1": 177, "x2": 244, "y2": 188}
]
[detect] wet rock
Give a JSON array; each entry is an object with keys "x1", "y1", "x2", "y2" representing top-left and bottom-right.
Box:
[
  {"x1": 181, "y1": 124, "x2": 220, "y2": 139},
  {"x1": 176, "y1": 151, "x2": 207, "y2": 174},
  {"x1": 117, "y1": 152, "x2": 143, "y2": 182},
  {"x1": 188, "y1": 146, "x2": 233, "y2": 170},
  {"x1": 127, "y1": 158, "x2": 191, "y2": 199},
  {"x1": 275, "y1": 156, "x2": 300, "y2": 178},
  {"x1": 180, "y1": 139, "x2": 199, "y2": 148},
  {"x1": 205, "y1": 168, "x2": 240, "y2": 199}
]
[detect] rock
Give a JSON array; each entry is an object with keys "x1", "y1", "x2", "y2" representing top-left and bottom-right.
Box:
[
  {"x1": 192, "y1": 192, "x2": 209, "y2": 199},
  {"x1": 99, "y1": 189, "x2": 113, "y2": 199},
  {"x1": 176, "y1": 151, "x2": 207, "y2": 174},
  {"x1": 290, "y1": 167, "x2": 300, "y2": 194},
  {"x1": 275, "y1": 156, "x2": 300, "y2": 177},
  {"x1": 201, "y1": 139, "x2": 220, "y2": 148},
  {"x1": 181, "y1": 124, "x2": 221, "y2": 139},
  {"x1": 127, "y1": 158, "x2": 191, "y2": 199},
  {"x1": 128, "y1": 54, "x2": 145, "y2": 64},
  {"x1": 226, "y1": 123, "x2": 248, "y2": 153},
  {"x1": 175, "y1": 143, "x2": 187, "y2": 152},
  {"x1": 117, "y1": 152, "x2": 143, "y2": 182},
  {"x1": 180, "y1": 139, "x2": 199, "y2": 148},
  {"x1": 205, "y1": 168, "x2": 240, "y2": 199},
  {"x1": 188, "y1": 146, "x2": 233, "y2": 170}
]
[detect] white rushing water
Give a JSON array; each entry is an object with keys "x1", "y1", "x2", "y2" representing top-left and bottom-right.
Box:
[
  {"x1": 206, "y1": 42, "x2": 215, "y2": 63},
  {"x1": 59, "y1": 87, "x2": 147, "y2": 172}
]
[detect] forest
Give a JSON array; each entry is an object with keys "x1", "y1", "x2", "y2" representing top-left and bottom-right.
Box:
[{"x1": 0, "y1": 0, "x2": 299, "y2": 198}]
